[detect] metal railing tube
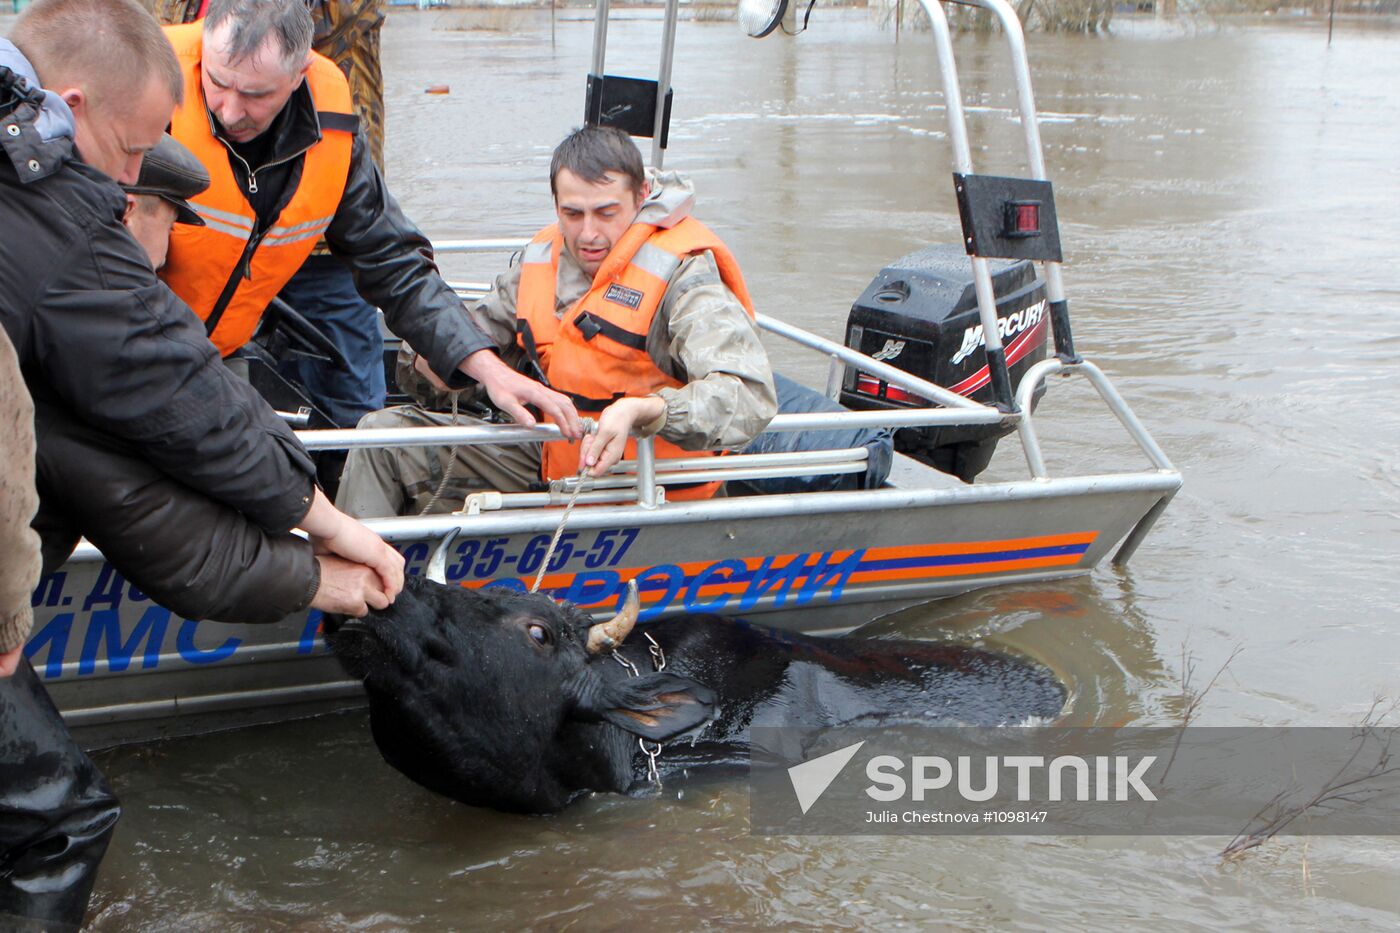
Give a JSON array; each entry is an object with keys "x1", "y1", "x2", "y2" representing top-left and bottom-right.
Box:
[
  {"x1": 1013, "y1": 357, "x2": 1060, "y2": 479},
  {"x1": 361, "y1": 470, "x2": 1185, "y2": 543},
  {"x1": 916, "y1": 0, "x2": 1016, "y2": 412},
  {"x1": 445, "y1": 280, "x2": 493, "y2": 296},
  {"x1": 645, "y1": 462, "x2": 867, "y2": 487},
  {"x1": 1074, "y1": 360, "x2": 1176, "y2": 471},
  {"x1": 614, "y1": 447, "x2": 869, "y2": 473},
  {"x1": 756, "y1": 313, "x2": 985, "y2": 411},
  {"x1": 591, "y1": 0, "x2": 611, "y2": 75},
  {"x1": 496, "y1": 489, "x2": 648, "y2": 508},
  {"x1": 566, "y1": 459, "x2": 868, "y2": 491},
  {"x1": 1014, "y1": 357, "x2": 1176, "y2": 474},
  {"x1": 294, "y1": 408, "x2": 1006, "y2": 452},
  {"x1": 296, "y1": 423, "x2": 569, "y2": 450},
  {"x1": 824, "y1": 353, "x2": 844, "y2": 400},
  {"x1": 764, "y1": 408, "x2": 1006, "y2": 431},
  {"x1": 652, "y1": 0, "x2": 680, "y2": 168},
  {"x1": 962, "y1": 0, "x2": 1075, "y2": 357},
  {"x1": 431, "y1": 238, "x2": 530, "y2": 254},
  {"x1": 635, "y1": 435, "x2": 660, "y2": 508}
]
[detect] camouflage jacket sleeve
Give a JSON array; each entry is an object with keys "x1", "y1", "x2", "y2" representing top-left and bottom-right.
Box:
[
  {"x1": 0, "y1": 329, "x2": 38, "y2": 653},
  {"x1": 396, "y1": 263, "x2": 526, "y2": 409},
  {"x1": 645, "y1": 251, "x2": 777, "y2": 451},
  {"x1": 145, "y1": 0, "x2": 201, "y2": 25}
]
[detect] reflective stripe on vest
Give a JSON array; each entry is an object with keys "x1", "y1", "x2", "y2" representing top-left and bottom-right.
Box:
[
  {"x1": 515, "y1": 217, "x2": 755, "y2": 501},
  {"x1": 160, "y1": 22, "x2": 355, "y2": 357}
]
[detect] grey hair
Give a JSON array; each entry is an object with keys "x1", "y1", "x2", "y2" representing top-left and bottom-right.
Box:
[{"x1": 204, "y1": 0, "x2": 314, "y2": 73}]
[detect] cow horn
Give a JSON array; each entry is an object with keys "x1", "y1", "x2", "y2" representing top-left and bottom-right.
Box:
[
  {"x1": 427, "y1": 528, "x2": 459, "y2": 585},
  {"x1": 586, "y1": 580, "x2": 639, "y2": 654}
]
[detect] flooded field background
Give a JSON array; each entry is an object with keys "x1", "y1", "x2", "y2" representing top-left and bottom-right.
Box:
[{"x1": 30, "y1": 7, "x2": 1399, "y2": 928}]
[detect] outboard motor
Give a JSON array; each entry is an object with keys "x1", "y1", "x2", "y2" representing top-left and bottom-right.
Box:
[{"x1": 839, "y1": 244, "x2": 1049, "y2": 482}]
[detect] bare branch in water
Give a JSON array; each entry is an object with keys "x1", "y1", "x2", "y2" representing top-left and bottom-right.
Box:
[
  {"x1": 1157, "y1": 640, "x2": 1242, "y2": 785},
  {"x1": 1222, "y1": 697, "x2": 1400, "y2": 860}
]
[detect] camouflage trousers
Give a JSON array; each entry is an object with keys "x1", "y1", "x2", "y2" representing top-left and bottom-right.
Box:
[{"x1": 335, "y1": 406, "x2": 543, "y2": 518}]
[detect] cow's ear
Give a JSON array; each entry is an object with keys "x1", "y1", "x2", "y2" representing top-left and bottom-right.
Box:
[{"x1": 588, "y1": 672, "x2": 716, "y2": 741}]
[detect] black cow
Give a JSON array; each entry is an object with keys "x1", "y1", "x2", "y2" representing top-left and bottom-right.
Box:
[{"x1": 327, "y1": 556, "x2": 1064, "y2": 814}]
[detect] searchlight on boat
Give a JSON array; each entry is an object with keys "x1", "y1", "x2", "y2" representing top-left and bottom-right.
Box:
[{"x1": 738, "y1": 0, "x2": 789, "y2": 38}]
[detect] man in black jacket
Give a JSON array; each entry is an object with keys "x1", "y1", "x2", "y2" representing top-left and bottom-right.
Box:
[
  {"x1": 1, "y1": 2, "x2": 403, "y2": 619},
  {"x1": 0, "y1": 1, "x2": 403, "y2": 926},
  {"x1": 29, "y1": 133, "x2": 333, "y2": 625}
]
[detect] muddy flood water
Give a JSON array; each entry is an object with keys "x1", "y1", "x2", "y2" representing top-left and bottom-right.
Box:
[{"x1": 25, "y1": 6, "x2": 1399, "y2": 929}]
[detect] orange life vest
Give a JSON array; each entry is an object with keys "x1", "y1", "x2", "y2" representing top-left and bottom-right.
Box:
[
  {"x1": 160, "y1": 22, "x2": 356, "y2": 357},
  {"x1": 515, "y1": 217, "x2": 756, "y2": 501}
]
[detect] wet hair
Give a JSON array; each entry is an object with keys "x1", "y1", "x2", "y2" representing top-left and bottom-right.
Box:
[
  {"x1": 549, "y1": 125, "x2": 646, "y2": 199},
  {"x1": 12, "y1": 0, "x2": 183, "y2": 111},
  {"x1": 204, "y1": 0, "x2": 314, "y2": 74}
]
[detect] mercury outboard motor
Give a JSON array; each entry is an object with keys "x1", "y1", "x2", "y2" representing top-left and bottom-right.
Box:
[{"x1": 839, "y1": 244, "x2": 1049, "y2": 482}]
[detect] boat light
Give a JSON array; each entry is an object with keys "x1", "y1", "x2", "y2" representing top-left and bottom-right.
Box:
[
  {"x1": 856, "y1": 373, "x2": 928, "y2": 406},
  {"x1": 738, "y1": 0, "x2": 789, "y2": 37},
  {"x1": 1004, "y1": 199, "x2": 1042, "y2": 238}
]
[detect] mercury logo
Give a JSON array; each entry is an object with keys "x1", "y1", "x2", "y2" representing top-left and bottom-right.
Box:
[
  {"x1": 871, "y1": 339, "x2": 906, "y2": 362},
  {"x1": 951, "y1": 299, "x2": 1048, "y2": 366}
]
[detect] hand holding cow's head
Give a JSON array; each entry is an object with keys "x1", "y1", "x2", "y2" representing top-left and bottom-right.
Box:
[{"x1": 325, "y1": 575, "x2": 715, "y2": 813}]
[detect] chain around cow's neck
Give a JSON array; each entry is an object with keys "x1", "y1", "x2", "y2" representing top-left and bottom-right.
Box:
[{"x1": 611, "y1": 633, "x2": 667, "y2": 788}]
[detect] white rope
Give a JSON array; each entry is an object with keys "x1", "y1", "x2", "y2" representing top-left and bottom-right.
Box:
[
  {"x1": 530, "y1": 465, "x2": 589, "y2": 593},
  {"x1": 530, "y1": 417, "x2": 599, "y2": 593}
]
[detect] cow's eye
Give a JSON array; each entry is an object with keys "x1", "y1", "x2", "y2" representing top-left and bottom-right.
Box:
[{"x1": 527, "y1": 623, "x2": 553, "y2": 647}]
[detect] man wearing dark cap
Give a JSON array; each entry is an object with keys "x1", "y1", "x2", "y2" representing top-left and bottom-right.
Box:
[
  {"x1": 25, "y1": 128, "x2": 316, "y2": 628},
  {"x1": 0, "y1": 2, "x2": 405, "y2": 925},
  {"x1": 120, "y1": 132, "x2": 209, "y2": 270}
]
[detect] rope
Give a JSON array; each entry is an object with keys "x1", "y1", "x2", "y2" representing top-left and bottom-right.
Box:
[
  {"x1": 530, "y1": 463, "x2": 589, "y2": 593},
  {"x1": 419, "y1": 401, "x2": 597, "y2": 586},
  {"x1": 417, "y1": 390, "x2": 463, "y2": 516}
]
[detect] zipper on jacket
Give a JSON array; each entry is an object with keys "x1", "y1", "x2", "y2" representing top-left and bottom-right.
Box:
[{"x1": 215, "y1": 134, "x2": 311, "y2": 197}]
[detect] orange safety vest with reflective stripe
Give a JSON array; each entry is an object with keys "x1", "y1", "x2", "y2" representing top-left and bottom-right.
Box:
[
  {"x1": 161, "y1": 23, "x2": 355, "y2": 357},
  {"x1": 515, "y1": 217, "x2": 756, "y2": 501}
]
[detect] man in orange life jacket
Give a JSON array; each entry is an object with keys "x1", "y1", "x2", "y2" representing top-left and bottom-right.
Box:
[
  {"x1": 336, "y1": 125, "x2": 778, "y2": 517},
  {"x1": 159, "y1": 0, "x2": 578, "y2": 437}
]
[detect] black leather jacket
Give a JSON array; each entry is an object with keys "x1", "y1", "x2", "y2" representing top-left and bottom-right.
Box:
[
  {"x1": 0, "y1": 57, "x2": 319, "y2": 621},
  {"x1": 32, "y1": 404, "x2": 319, "y2": 623},
  {"x1": 206, "y1": 79, "x2": 491, "y2": 384}
]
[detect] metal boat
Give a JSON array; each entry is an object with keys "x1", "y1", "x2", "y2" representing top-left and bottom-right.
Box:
[{"x1": 29, "y1": 0, "x2": 1182, "y2": 748}]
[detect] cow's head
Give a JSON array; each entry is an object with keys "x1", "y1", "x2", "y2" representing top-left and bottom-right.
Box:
[{"x1": 326, "y1": 572, "x2": 714, "y2": 813}]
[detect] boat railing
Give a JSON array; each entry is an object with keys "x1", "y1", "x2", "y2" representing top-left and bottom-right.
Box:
[
  {"x1": 363, "y1": 233, "x2": 1178, "y2": 564},
  {"x1": 429, "y1": 235, "x2": 1171, "y2": 472},
  {"x1": 60, "y1": 306, "x2": 1172, "y2": 564}
]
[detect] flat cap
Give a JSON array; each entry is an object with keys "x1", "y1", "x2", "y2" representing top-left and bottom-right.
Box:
[{"x1": 121, "y1": 133, "x2": 210, "y2": 226}]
